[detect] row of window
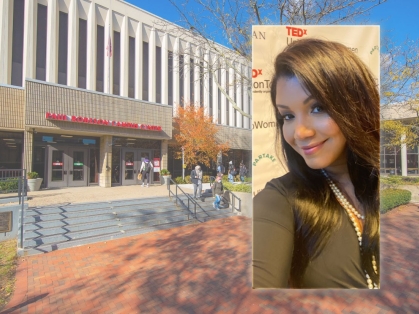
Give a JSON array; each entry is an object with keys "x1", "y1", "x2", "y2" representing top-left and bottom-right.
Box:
[{"x1": 9, "y1": 1, "x2": 251, "y2": 128}]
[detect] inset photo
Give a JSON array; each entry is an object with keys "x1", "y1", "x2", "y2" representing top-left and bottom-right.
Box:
[{"x1": 252, "y1": 26, "x2": 380, "y2": 289}]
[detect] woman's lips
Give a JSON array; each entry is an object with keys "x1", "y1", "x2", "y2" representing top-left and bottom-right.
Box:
[{"x1": 300, "y1": 141, "x2": 326, "y2": 155}]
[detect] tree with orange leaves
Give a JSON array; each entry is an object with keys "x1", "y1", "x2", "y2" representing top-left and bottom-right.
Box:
[{"x1": 173, "y1": 102, "x2": 230, "y2": 169}]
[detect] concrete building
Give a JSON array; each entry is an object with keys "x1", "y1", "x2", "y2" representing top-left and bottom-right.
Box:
[
  {"x1": 0, "y1": 0, "x2": 251, "y2": 187},
  {"x1": 381, "y1": 103, "x2": 419, "y2": 176}
]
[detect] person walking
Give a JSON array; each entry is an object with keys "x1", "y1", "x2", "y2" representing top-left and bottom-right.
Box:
[
  {"x1": 228, "y1": 161, "x2": 236, "y2": 183},
  {"x1": 212, "y1": 174, "x2": 224, "y2": 210},
  {"x1": 140, "y1": 158, "x2": 153, "y2": 187},
  {"x1": 239, "y1": 162, "x2": 247, "y2": 183},
  {"x1": 190, "y1": 165, "x2": 203, "y2": 199}
]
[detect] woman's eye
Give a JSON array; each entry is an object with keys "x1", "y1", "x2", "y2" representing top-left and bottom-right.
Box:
[
  {"x1": 278, "y1": 113, "x2": 294, "y2": 120},
  {"x1": 312, "y1": 105, "x2": 325, "y2": 113}
]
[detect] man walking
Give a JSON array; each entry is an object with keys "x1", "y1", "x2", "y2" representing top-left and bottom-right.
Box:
[{"x1": 190, "y1": 165, "x2": 203, "y2": 200}]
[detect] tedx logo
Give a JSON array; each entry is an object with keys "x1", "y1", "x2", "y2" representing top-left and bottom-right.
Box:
[
  {"x1": 252, "y1": 69, "x2": 263, "y2": 78},
  {"x1": 286, "y1": 26, "x2": 307, "y2": 37}
]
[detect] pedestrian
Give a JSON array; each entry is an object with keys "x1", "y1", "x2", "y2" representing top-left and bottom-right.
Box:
[
  {"x1": 217, "y1": 162, "x2": 225, "y2": 175},
  {"x1": 140, "y1": 158, "x2": 153, "y2": 187},
  {"x1": 228, "y1": 161, "x2": 236, "y2": 183},
  {"x1": 212, "y1": 174, "x2": 224, "y2": 210},
  {"x1": 239, "y1": 162, "x2": 247, "y2": 183},
  {"x1": 253, "y1": 38, "x2": 380, "y2": 289},
  {"x1": 190, "y1": 165, "x2": 203, "y2": 200}
]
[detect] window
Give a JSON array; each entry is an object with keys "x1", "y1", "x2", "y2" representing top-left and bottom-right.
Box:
[
  {"x1": 168, "y1": 51, "x2": 173, "y2": 106},
  {"x1": 58, "y1": 12, "x2": 68, "y2": 85},
  {"x1": 78, "y1": 19, "x2": 87, "y2": 89},
  {"x1": 36, "y1": 4, "x2": 48, "y2": 81},
  {"x1": 190, "y1": 58, "x2": 194, "y2": 103},
  {"x1": 128, "y1": 37, "x2": 135, "y2": 98},
  {"x1": 96, "y1": 25, "x2": 105, "y2": 92},
  {"x1": 11, "y1": 0, "x2": 24, "y2": 86},
  {"x1": 142, "y1": 41, "x2": 149, "y2": 101},
  {"x1": 179, "y1": 54, "x2": 184, "y2": 106},
  {"x1": 113, "y1": 31, "x2": 120, "y2": 95},
  {"x1": 156, "y1": 46, "x2": 162, "y2": 103}
]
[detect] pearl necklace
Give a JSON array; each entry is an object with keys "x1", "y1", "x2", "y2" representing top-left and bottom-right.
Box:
[{"x1": 321, "y1": 169, "x2": 379, "y2": 289}]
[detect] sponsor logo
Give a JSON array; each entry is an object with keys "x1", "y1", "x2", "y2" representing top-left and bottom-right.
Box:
[
  {"x1": 253, "y1": 31, "x2": 266, "y2": 40},
  {"x1": 252, "y1": 153, "x2": 276, "y2": 167},
  {"x1": 252, "y1": 120, "x2": 277, "y2": 129},
  {"x1": 252, "y1": 69, "x2": 263, "y2": 78},
  {"x1": 45, "y1": 112, "x2": 162, "y2": 131},
  {"x1": 286, "y1": 26, "x2": 307, "y2": 37}
]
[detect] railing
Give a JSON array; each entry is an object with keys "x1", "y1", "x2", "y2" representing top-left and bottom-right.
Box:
[
  {"x1": 209, "y1": 176, "x2": 242, "y2": 214},
  {"x1": 0, "y1": 169, "x2": 26, "y2": 248},
  {"x1": 167, "y1": 178, "x2": 209, "y2": 221}
]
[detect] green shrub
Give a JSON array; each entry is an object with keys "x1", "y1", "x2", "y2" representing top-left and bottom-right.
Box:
[
  {"x1": 174, "y1": 176, "x2": 187, "y2": 184},
  {"x1": 27, "y1": 172, "x2": 39, "y2": 179},
  {"x1": 0, "y1": 179, "x2": 19, "y2": 193},
  {"x1": 160, "y1": 169, "x2": 170, "y2": 175},
  {"x1": 380, "y1": 188, "x2": 411, "y2": 213},
  {"x1": 380, "y1": 175, "x2": 419, "y2": 187},
  {"x1": 223, "y1": 182, "x2": 252, "y2": 193}
]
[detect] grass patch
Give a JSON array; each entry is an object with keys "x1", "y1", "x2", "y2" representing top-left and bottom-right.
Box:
[{"x1": 0, "y1": 239, "x2": 18, "y2": 311}]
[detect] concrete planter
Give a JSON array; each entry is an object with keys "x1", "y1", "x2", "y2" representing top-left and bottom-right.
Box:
[
  {"x1": 161, "y1": 175, "x2": 172, "y2": 185},
  {"x1": 27, "y1": 178, "x2": 43, "y2": 191}
]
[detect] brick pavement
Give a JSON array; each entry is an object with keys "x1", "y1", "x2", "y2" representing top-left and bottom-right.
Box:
[{"x1": 2, "y1": 204, "x2": 419, "y2": 314}]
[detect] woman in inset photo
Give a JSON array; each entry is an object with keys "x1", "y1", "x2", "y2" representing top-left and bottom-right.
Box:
[{"x1": 252, "y1": 38, "x2": 380, "y2": 289}]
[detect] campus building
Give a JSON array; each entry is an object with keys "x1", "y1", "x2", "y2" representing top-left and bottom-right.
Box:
[
  {"x1": 0, "y1": 0, "x2": 252, "y2": 187},
  {"x1": 381, "y1": 103, "x2": 419, "y2": 176}
]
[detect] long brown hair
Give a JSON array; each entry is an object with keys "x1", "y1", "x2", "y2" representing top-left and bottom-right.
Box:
[{"x1": 270, "y1": 38, "x2": 380, "y2": 287}]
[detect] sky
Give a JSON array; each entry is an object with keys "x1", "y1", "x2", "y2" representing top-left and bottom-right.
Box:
[{"x1": 126, "y1": 0, "x2": 419, "y2": 48}]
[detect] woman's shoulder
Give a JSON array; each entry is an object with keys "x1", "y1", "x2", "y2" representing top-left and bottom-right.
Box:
[{"x1": 257, "y1": 172, "x2": 297, "y2": 197}]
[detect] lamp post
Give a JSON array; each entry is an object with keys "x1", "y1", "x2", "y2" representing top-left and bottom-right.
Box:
[{"x1": 182, "y1": 146, "x2": 185, "y2": 180}]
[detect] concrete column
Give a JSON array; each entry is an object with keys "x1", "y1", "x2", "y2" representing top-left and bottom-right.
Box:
[
  {"x1": 67, "y1": 0, "x2": 78, "y2": 87},
  {"x1": 212, "y1": 53, "x2": 219, "y2": 124},
  {"x1": 243, "y1": 66, "x2": 250, "y2": 129},
  {"x1": 148, "y1": 27, "x2": 156, "y2": 102},
  {"x1": 23, "y1": 129, "x2": 34, "y2": 173},
  {"x1": 104, "y1": 10, "x2": 113, "y2": 94},
  {"x1": 86, "y1": 2, "x2": 96, "y2": 90},
  {"x1": 120, "y1": 16, "x2": 129, "y2": 97},
  {"x1": 161, "y1": 33, "x2": 169, "y2": 105},
  {"x1": 228, "y1": 66, "x2": 234, "y2": 127},
  {"x1": 134, "y1": 22, "x2": 143, "y2": 99},
  {"x1": 99, "y1": 135, "x2": 112, "y2": 188},
  {"x1": 23, "y1": 0, "x2": 36, "y2": 84},
  {"x1": 173, "y1": 37, "x2": 180, "y2": 113},
  {"x1": 46, "y1": 0, "x2": 58, "y2": 83},
  {"x1": 0, "y1": 0, "x2": 11, "y2": 84},
  {"x1": 236, "y1": 63, "x2": 243, "y2": 128},
  {"x1": 194, "y1": 47, "x2": 201, "y2": 106},
  {"x1": 161, "y1": 140, "x2": 168, "y2": 171},
  {"x1": 184, "y1": 43, "x2": 191, "y2": 104},
  {"x1": 203, "y1": 49, "x2": 210, "y2": 113},
  {"x1": 401, "y1": 134, "x2": 407, "y2": 176}
]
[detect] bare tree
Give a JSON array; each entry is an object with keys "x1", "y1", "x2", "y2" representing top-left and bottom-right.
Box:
[{"x1": 153, "y1": 0, "x2": 388, "y2": 119}]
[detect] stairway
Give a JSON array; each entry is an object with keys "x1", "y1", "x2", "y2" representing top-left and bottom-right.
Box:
[{"x1": 20, "y1": 194, "x2": 236, "y2": 255}]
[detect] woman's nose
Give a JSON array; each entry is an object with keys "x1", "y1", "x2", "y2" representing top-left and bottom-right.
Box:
[{"x1": 294, "y1": 120, "x2": 315, "y2": 140}]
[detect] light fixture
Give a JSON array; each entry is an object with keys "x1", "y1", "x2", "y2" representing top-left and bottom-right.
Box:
[
  {"x1": 127, "y1": 138, "x2": 136, "y2": 141},
  {"x1": 3, "y1": 139, "x2": 15, "y2": 141},
  {"x1": 114, "y1": 144, "x2": 122, "y2": 146},
  {"x1": 61, "y1": 135, "x2": 73, "y2": 138}
]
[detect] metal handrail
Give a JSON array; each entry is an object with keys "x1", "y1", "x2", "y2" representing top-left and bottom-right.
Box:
[
  {"x1": 167, "y1": 178, "x2": 209, "y2": 220},
  {"x1": 209, "y1": 175, "x2": 242, "y2": 213}
]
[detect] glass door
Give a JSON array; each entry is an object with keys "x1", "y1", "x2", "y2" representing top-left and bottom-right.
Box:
[
  {"x1": 139, "y1": 150, "x2": 152, "y2": 185},
  {"x1": 68, "y1": 148, "x2": 88, "y2": 187},
  {"x1": 122, "y1": 149, "x2": 136, "y2": 185},
  {"x1": 47, "y1": 146, "x2": 67, "y2": 188}
]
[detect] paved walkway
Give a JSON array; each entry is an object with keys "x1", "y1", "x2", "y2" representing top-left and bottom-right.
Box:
[{"x1": 2, "y1": 198, "x2": 419, "y2": 313}]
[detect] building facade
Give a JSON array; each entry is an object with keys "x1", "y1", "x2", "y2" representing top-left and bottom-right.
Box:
[
  {"x1": 0, "y1": 0, "x2": 252, "y2": 187},
  {"x1": 381, "y1": 103, "x2": 419, "y2": 176}
]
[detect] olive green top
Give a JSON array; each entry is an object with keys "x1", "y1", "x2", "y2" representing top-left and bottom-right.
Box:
[{"x1": 252, "y1": 173, "x2": 368, "y2": 289}]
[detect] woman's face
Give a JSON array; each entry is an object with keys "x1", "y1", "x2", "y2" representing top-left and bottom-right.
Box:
[{"x1": 275, "y1": 76, "x2": 347, "y2": 171}]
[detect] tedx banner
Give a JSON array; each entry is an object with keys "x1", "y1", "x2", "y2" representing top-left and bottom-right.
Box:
[{"x1": 251, "y1": 25, "x2": 380, "y2": 197}]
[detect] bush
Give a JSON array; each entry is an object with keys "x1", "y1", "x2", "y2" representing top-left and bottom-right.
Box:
[
  {"x1": 174, "y1": 176, "x2": 187, "y2": 184},
  {"x1": 223, "y1": 182, "x2": 252, "y2": 193},
  {"x1": 380, "y1": 188, "x2": 412, "y2": 213},
  {"x1": 27, "y1": 172, "x2": 39, "y2": 179},
  {"x1": 381, "y1": 176, "x2": 419, "y2": 187},
  {"x1": 0, "y1": 179, "x2": 19, "y2": 193},
  {"x1": 160, "y1": 169, "x2": 170, "y2": 175}
]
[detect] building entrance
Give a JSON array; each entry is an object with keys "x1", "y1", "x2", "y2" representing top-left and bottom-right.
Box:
[
  {"x1": 46, "y1": 145, "x2": 89, "y2": 188},
  {"x1": 121, "y1": 148, "x2": 152, "y2": 185}
]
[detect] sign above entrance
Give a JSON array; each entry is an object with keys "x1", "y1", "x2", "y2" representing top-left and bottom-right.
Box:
[{"x1": 45, "y1": 112, "x2": 162, "y2": 131}]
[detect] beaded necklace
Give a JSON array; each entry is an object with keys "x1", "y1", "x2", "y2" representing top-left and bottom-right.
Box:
[{"x1": 321, "y1": 169, "x2": 379, "y2": 289}]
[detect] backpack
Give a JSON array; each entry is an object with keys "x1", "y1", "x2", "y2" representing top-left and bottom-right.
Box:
[
  {"x1": 144, "y1": 161, "x2": 151, "y2": 173},
  {"x1": 229, "y1": 165, "x2": 236, "y2": 176}
]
